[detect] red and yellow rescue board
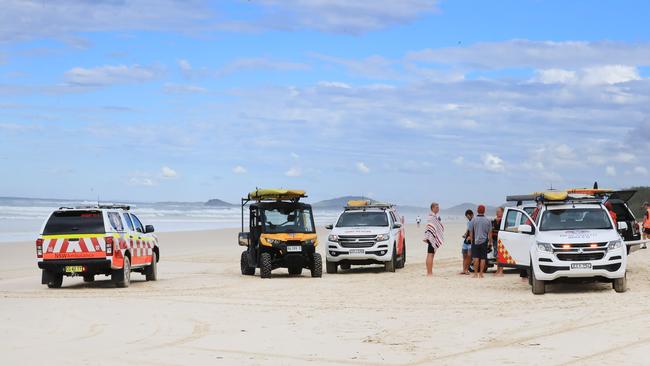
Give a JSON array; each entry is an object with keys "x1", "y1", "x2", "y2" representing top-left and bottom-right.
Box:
[{"x1": 532, "y1": 191, "x2": 568, "y2": 201}]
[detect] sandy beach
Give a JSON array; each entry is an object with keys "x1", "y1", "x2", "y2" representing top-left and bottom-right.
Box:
[{"x1": 2, "y1": 222, "x2": 650, "y2": 365}]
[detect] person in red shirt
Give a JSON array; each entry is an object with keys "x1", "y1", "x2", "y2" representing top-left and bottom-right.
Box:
[{"x1": 605, "y1": 202, "x2": 617, "y2": 226}]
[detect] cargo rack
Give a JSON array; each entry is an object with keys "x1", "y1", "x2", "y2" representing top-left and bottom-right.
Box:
[
  {"x1": 506, "y1": 194, "x2": 604, "y2": 207},
  {"x1": 344, "y1": 202, "x2": 394, "y2": 211},
  {"x1": 60, "y1": 203, "x2": 132, "y2": 210}
]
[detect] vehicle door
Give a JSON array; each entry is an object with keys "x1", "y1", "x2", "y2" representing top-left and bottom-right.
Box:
[
  {"x1": 389, "y1": 211, "x2": 404, "y2": 256},
  {"x1": 498, "y1": 208, "x2": 537, "y2": 267},
  {"x1": 129, "y1": 213, "x2": 149, "y2": 266}
]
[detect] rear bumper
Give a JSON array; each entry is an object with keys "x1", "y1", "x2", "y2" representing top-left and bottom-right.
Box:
[{"x1": 38, "y1": 259, "x2": 112, "y2": 275}]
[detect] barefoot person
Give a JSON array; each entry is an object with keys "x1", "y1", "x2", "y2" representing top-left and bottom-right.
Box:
[
  {"x1": 460, "y1": 209, "x2": 473, "y2": 275},
  {"x1": 468, "y1": 204, "x2": 491, "y2": 278},
  {"x1": 423, "y1": 202, "x2": 444, "y2": 276},
  {"x1": 492, "y1": 207, "x2": 504, "y2": 276}
]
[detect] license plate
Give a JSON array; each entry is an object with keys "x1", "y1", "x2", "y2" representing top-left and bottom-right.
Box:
[
  {"x1": 64, "y1": 266, "x2": 85, "y2": 273},
  {"x1": 349, "y1": 249, "x2": 365, "y2": 255},
  {"x1": 570, "y1": 263, "x2": 592, "y2": 270},
  {"x1": 286, "y1": 245, "x2": 302, "y2": 252}
]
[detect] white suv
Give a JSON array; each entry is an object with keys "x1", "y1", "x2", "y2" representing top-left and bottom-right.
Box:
[
  {"x1": 498, "y1": 194, "x2": 632, "y2": 294},
  {"x1": 325, "y1": 202, "x2": 406, "y2": 273}
]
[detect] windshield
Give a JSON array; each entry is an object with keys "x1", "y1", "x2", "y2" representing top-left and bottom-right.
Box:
[
  {"x1": 336, "y1": 212, "x2": 389, "y2": 227},
  {"x1": 540, "y1": 208, "x2": 613, "y2": 231},
  {"x1": 262, "y1": 207, "x2": 315, "y2": 233},
  {"x1": 43, "y1": 211, "x2": 106, "y2": 235}
]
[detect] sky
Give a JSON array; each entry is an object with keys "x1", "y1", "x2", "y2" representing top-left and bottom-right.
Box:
[{"x1": 1, "y1": 0, "x2": 650, "y2": 207}]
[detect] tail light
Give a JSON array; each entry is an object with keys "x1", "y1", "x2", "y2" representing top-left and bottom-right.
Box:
[
  {"x1": 36, "y1": 239, "x2": 43, "y2": 258},
  {"x1": 105, "y1": 237, "x2": 114, "y2": 256}
]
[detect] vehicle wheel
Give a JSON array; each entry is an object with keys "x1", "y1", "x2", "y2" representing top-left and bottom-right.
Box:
[
  {"x1": 531, "y1": 267, "x2": 545, "y2": 295},
  {"x1": 47, "y1": 272, "x2": 63, "y2": 288},
  {"x1": 385, "y1": 247, "x2": 396, "y2": 272},
  {"x1": 288, "y1": 266, "x2": 303, "y2": 276},
  {"x1": 113, "y1": 256, "x2": 131, "y2": 288},
  {"x1": 340, "y1": 263, "x2": 351, "y2": 270},
  {"x1": 260, "y1": 252, "x2": 272, "y2": 279},
  {"x1": 326, "y1": 260, "x2": 338, "y2": 274},
  {"x1": 311, "y1": 253, "x2": 323, "y2": 278},
  {"x1": 613, "y1": 272, "x2": 627, "y2": 293},
  {"x1": 83, "y1": 275, "x2": 94, "y2": 283},
  {"x1": 240, "y1": 251, "x2": 255, "y2": 276},
  {"x1": 145, "y1": 252, "x2": 158, "y2": 281},
  {"x1": 396, "y1": 242, "x2": 406, "y2": 269}
]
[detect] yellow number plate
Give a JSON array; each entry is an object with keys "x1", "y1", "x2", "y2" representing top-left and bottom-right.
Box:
[{"x1": 64, "y1": 266, "x2": 85, "y2": 273}]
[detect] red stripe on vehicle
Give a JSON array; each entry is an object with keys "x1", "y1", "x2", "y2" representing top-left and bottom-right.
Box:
[
  {"x1": 90, "y1": 237, "x2": 102, "y2": 251},
  {"x1": 46, "y1": 239, "x2": 57, "y2": 253},
  {"x1": 78, "y1": 238, "x2": 90, "y2": 252},
  {"x1": 59, "y1": 239, "x2": 69, "y2": 253}
]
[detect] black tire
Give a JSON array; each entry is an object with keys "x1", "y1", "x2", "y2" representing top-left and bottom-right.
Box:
[
  {"x1": 83, "y1": 275, "x2": 94, "y2": 283},
  {"x1": 311, "y1": 253, "x2": 322, "y2": 278},
  {"x1": 113, "y1": 256, "x2": 131, "y2": 288},
  {"x1": 260, "y1": 252, "x2": 272, "y2": 279},
  {"x1": 240, "y1": 251, "x2": 255, "y2": 276},
  {"x1": 288, "y1": 266, "x2": 303, "y2": 276},
  {"x1": 396, "y1": 242, "x2": 406, "y2": 269},
  {"x1": 326, "y1": 260, "x2": 338, "y2": 274},
  {"x1": 340, "y1": 263, "x2": 351, "y2": 270},
  {"x1": 145, "y1": 252, "x2": 158, "y2": 281},
  {"x1": 531, "y1": 266, "x2": 545, "y2": 295},
  {"x1": 528, "y1": 269, "x2": 533, "y2": 286},
  {"x1": 385, "y1": 247, "x2": 396, "y2": 272},
  {"x1": 47, "y1": 272, "x2": 63, "y2": 288},
  {"x1": 613, "y1": 272, "x2": 627, "y2": 293}
]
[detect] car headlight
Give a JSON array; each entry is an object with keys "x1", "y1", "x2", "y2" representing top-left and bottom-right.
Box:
[
  {"x1": 376, "y1": 233, "x2": 390, "y2": 241},
  {"x1": 304, "y1": 239, "x2": 316, "y2": 245},
  {"x1": 328, "y1": 235, "x2": 338, "y2": 242},
  {"x1": 266, "y1": 238, "x2": 283, "y2": 245},
  {"x1": 537, "y1": 242, "x2": 553, "y2": 252},
  {"x1": 608, "y1": 240, "x2": 622, "y2": 250}
]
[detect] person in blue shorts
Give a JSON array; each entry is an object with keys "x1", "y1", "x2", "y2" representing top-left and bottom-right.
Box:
[{"x1": 460, "y1": 209, "x2": 474, "y2": 275}]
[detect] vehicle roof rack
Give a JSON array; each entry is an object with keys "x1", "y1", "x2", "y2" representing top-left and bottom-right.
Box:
[
  {"x1": 344, "y1": 202, "x2": 394, "y2": 211},
  {"x1": 72, "y1": 203, "x2": 132, "y2": 210}
]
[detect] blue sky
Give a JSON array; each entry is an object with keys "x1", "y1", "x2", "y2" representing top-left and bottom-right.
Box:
[{"x1": 2, "y1": 0, "x2": 650, "y2": 206}]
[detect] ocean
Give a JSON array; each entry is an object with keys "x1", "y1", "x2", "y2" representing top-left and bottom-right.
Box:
[{"x1": 0, "y1": 197, "x2": 457, "y2": 242}]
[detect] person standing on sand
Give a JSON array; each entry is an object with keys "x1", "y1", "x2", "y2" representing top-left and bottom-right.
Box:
[
  {"x1": 423, "y1": 202, "x2": 444, "y2": 276},
  {"x1": 416, "y1": 215, "x2": 421, "y2": 226},
  {"x1": 468, "y1": 204, "x2": 491, "y2": 278},
  {"x1": 492, "y1": 207, "x2": 504, "y2": 277},
  {"x1": 460, "y1": 209, "x2": 474, "y2": 275}
]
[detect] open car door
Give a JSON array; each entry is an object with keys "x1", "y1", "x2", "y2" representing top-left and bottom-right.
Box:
[{"x1": 498, "y1": 207, "x2": 537, "y2": 268}]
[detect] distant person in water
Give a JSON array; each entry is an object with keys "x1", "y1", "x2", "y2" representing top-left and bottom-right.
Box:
[
  {"x1": 423, "y1": 202, "x2": 444, "y2": 276},
  {"x1": 416, "y1": 215, "x2": 421, "y2": 226},
  {"x1": 460, "y1": 209, "x2": 473, "y2": 275}
]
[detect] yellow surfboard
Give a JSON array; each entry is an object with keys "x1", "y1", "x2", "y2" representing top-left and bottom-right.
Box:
[
  {"x1": 533, "y1": 191, "x2": 568, "y2": 201},
  {"x1": 248, "y1": 188, "x2": 306, "y2": 201}
]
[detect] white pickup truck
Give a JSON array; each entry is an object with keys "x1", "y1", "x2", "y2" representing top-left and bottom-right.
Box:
[{"x1": 497, "y1": 191, "x2": 646, "y2": 294}]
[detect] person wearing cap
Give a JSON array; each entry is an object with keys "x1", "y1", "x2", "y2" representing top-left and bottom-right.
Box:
[{"x1": 468, "y1": 204, "x2": 491, "y2": 278}]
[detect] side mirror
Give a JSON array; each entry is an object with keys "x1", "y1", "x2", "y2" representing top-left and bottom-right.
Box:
[
  {"x1": 238, "y1": 232, "x2": 250, "y2": 247},
  {"x1": 325, "y1": 224, "x2": 333, "y2": 230},
  {"x1": 518, "y1": 224, "x2": 534, "y2": 234},
  {"x1": 617, "y1": 222, "x2": 628, "y2": 231},
  {"x1": 393, "y1": 223, "x2": 402, "y2": 229},
  {"x1": 144, "y1": 225, "x2": 155, "y2": 233}
]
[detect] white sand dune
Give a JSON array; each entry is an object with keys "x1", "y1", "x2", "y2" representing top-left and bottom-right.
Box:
[{"x1": 1, "y1": 223, "x2": 649, "y2": 365}]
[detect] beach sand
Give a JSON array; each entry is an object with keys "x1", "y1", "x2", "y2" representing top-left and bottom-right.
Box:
[{"x1": 1, "y1": 223, "x2": 650, "y2": 365}]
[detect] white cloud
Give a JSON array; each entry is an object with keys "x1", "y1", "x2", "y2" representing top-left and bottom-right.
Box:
[
  {"x1": 285, "y1": 167, "x2": 301, "y2": 177},
  {"x1": 64, "y1": 64, "x2": 160, "y2": 86},
  {"x1": 407, "y1": 40, "x2": 650, "y2": 69},
  {"x1": 217, "y1": 58, "x2": 310, "y2": 77},
  {"x1": 233, "y1": 165, "x2": 247, "y2": 174},
  {"x1": 178, "y1": 59, "x2": 192, "y2": 72},
  {"x1": 606, "y1": 166, "x2": 617, "y2": 176},
  {"x1": 482, "y1": 153, "x2": 505, "y2": 172},
  {"x1": 317, "y1": 81, "x2": 352, "y2": 89},
  {"x1": 535, "y1": 65, "x2": 640, "y2": 85},
  {"x1": 535, "y1": 69, "x2": 577, "y2": 84},
  {"x1": 633, "y1": 166, "x2": 648, "y2": 175},
  {"x1": 254, "y1": 0, "x2": 439, "y2": 34},
  {"x1": 161, "y1": 166, "x2": 178, "y2": 178},
  {"x1": 356, "y1": 162, "x2": 370, "y2": 173},
  {"x1": 129, "y1": 177, "x2": 155, "y2": 187},
  {"x1": 453, "y1": 156, "x2": 464, "y2": 165},
  {"x1": 163, "y1": 83, "x2": 208, "y2": 94},
  {"x1": 291, "y1": 152, "x2": 300, "y2": 159}
]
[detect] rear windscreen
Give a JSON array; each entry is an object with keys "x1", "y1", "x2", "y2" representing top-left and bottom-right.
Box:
[{"x1": 43, "y1": 211, "x2": 106, "y2": 235}]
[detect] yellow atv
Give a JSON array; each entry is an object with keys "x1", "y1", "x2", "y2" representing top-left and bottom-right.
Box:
[{"x1": 239, "y1": 189, "x2": 322, "y2": 278}]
